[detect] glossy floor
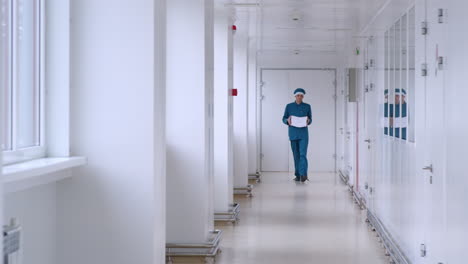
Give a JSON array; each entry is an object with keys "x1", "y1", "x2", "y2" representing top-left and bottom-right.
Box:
[{"x1": 216, "y1": 172, "x2": 388, "y2": 264}]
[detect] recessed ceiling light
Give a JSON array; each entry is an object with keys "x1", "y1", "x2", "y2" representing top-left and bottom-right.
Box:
[{"x1": 225, "y1": 3, "x2": 260, "y2": 7}]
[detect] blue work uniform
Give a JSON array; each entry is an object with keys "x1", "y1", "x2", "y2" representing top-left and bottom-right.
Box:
[
  {"x1": 282, "y1": 102, "x2": 312, "y2": 177},
  {"x1": 394, "y1": 103, "x2": 407, "y2": 140},
  {"x1": 384, "y1": 103, "x2": 394, "y2": 136}
]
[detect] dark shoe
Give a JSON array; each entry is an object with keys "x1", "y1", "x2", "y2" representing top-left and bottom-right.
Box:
[
  {"x1": 300, "y1": 176, "x2": 308, "y2": 183},
  {"x1": 294, "y1": 177, "x2": 301, "y2": 182}
]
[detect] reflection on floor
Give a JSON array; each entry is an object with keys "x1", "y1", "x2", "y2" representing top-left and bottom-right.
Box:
[{"x1": 216, "y1": 172, "x2": 388, "y2": 264}]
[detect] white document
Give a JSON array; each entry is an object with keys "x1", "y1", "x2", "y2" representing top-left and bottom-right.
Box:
[{"x1": 291, "y1": 116, "x2": 308, "y2": 128}]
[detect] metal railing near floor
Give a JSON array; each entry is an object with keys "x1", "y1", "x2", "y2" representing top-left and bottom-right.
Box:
[
  {"x1": 367, "y1": 210, "x2": 411, "y2": 264},
  {"x1": 166, "y1": 230, "x2": 223, "y2": 264},
  {"x1": 339, "y1": 170, "x2": 366, "y2": 210},
  {"x1": 234, "y1": 184, "x2": 253, "y2": 197},
  {"x1": 248, "y1": 172, "x2": 262, "y2": 183},
  {"x1": 214, "y1": 203, "x2": 240, "y2": 224},
  {"x1": 338, "y1": 169, "x2": 349, "y2": 184}
]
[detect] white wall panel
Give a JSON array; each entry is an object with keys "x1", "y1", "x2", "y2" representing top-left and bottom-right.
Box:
[
  {"x1": 445, "y1": 1, "x2": 468, "y2": 263},
  {"x1": 342, "y1": 1, "x2": 428, "y2": 263}
]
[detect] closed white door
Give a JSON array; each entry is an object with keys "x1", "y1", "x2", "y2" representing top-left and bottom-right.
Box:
[
  {"x1": 261, "y1": 69, "x2": 336, "y2": 173},
  {"x1": 260, "y1": 70, "x2": 290, "y2": 172},
  {"x1": 424, "y1": 0, "x2": 448, "y2": 262}
]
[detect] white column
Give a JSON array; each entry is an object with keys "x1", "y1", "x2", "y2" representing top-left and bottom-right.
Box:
[
  {"x1": 233, "y1": 24, "x2": 250, "y2": 189},
  {"x1": 58, "y1": 0, "x2": 165, "y2": 263},
  {"x1": 214, "y1": 11, "x2": 234, "y2": 213},
  {"x1": 45, "y1": 0, "x2": 70, "y2": 157},
  {"x1": 247, "y1": 35, "x2": 258, "y2": 176},
  {"x1": 166, "y1": 0, "x2": 215, "y2": 244},
  {"x1": 0, "y1": 0, "x2": 6, "y2": 256},
  {"x1": 154, "y1": 0, "x2": 167, "y2": 262}
]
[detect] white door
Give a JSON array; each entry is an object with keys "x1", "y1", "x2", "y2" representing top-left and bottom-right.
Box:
[
  {"x1": 360, "y1": 38, "x2": 379, "y2": 206},
  {"x1": 260, "y1": 70, "x2": 290, "y2": 172},
  {"x1": 261, "y1": 69, "x2": 336, "y2": 173},
  {"x1": 423, "y1": 0, "x2": 447, "y2": 262}
]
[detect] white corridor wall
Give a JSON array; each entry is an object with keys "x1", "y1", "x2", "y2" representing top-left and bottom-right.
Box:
[{"x1": 339, "y1": 0, "x2": 468, "y2": 263}]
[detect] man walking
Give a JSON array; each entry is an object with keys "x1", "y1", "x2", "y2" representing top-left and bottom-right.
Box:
[{"x1": 282, "y1": 88, "x2": 312, "y2": 182}]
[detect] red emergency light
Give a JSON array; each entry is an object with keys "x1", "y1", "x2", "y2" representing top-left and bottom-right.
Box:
[{"x1": 231, "y1": 89, "x2": 238, "y2": 96}]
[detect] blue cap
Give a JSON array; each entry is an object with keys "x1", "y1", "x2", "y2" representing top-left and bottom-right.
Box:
[
  {"x1": 294, "y1": 88, "x2": 306, "y2": 96},
  {"x1": 395, "y1": 88, "x2": 407, "y2": 95}
]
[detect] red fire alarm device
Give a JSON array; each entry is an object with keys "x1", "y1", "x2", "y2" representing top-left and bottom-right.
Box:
[
  {"x1": 231, "y1": 89, "x2": 238, "y2": 96},
  {"x1": 232, "y1": 25, "x2": 237, "y2": 32}
]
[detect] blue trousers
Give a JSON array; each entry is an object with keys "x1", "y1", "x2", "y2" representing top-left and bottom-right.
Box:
[{"x1": 291, "y1": 138, "x2": 308, "y2": 177}]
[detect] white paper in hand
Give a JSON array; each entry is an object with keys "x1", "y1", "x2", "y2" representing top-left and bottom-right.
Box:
[{"x1": 290, "y1": 116, "x2": 308, "y2": 128}]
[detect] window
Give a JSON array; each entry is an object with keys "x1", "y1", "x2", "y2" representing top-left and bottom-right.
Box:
[
  {"x1": 1, "y1": 0, "x2": 44, "y2": 165},
  {"x1": 383, "y1": 7, "x2": 416, "y2": 142}
]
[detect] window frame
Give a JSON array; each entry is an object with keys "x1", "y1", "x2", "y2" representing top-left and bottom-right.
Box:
[
  {"x1": 382, "y1": 6, "x2": 416, "y2": 143},
  {"x1": 2, "y1": 0, "x2": 46, "y2": 165}
]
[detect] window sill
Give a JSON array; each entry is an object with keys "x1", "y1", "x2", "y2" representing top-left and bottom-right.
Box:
[{"x1": 3, "y1": 157, "x2": 87, "y2": 194}]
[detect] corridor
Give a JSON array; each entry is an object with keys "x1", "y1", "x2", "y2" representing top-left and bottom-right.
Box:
[
  {"x1": 217, "y1": 173, "x2": 387, "y2": 264},
  {"x1": 2, "y1": 0, "x2": 468, "y2": 264}
]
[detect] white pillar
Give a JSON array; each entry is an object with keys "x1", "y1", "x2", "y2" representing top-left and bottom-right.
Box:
[
  {"x1": 214, "y1": 11, "x2": 234, "y2": 213},
  {"x1": 0, "y1": 0, "x2": 6, "y2": 255},
  {"x1": 233, "y1": 23, "x2": 250, "y2": 190},
  {"x1": 154, "y1": 0, "x2": 167, "y2": 262},
  {"x1": 166, "y1": 0, "x2": 215, "y2": 244},
  {"x1": 58, "y1": 0, "x2": 165, "y2": 263},
  {"x1": 247, "y1": 35, "x2": 258, "y2": 176}
]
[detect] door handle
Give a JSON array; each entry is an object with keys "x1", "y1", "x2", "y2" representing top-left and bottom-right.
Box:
[
  {"x1": 422, "y1": 165, "x2": 433, "y2": 173},
  {"x1": 364, "y1": 139, "x2": 371, "y2": 143}
]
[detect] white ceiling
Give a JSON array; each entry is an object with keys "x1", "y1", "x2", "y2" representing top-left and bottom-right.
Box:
[{"x1": 230, "y1": 0, "x2": 388, "y2": 53}]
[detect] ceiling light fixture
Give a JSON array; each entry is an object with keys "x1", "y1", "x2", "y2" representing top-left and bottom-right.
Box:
[{"x1": 225, "y1": 3, "x2": 260, "y2": 7}]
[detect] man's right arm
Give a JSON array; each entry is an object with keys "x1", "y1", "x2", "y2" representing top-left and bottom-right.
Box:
[{"x1": 282, "y1": 105, "x2": 290, "y2": 125}]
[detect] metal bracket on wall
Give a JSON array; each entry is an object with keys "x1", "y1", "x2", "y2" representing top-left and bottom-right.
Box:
[
  {"x1": 420, "y1": 244, "x2": 427, "y2": 257},
  {"x1": 438, "y1": 8, "x2": 445, "y2": 23},
  {"x1": 421, "y1": 21, "x2": 428, "y2": 35},
  {"x1": 3, "y1": 219, "x2": 21, "y2": 264},
  {"x1": 421, "y1": 63, "x2": 428, "y2": 77},
  {"x1": 438, "y1": 56, "x2": 444, "y2": 71}
]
